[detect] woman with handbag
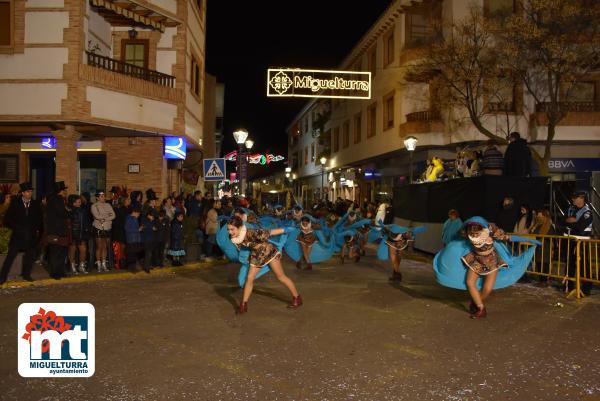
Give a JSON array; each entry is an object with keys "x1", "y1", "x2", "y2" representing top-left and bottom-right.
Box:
[{"x1": 91, "y1": 191, "x2": 116, "y2": 272}]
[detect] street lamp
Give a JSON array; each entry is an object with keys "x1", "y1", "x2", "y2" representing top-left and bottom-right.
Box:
[
  {"x1": 243, "y1": 139, "x2": 254, "y2": 197},
  {"x1": 320, "y1": 156, "x2": 327, "y2": 201},
  {"x1": 404, "y1": 136, "x2": 418, "y2": 184},
  {"x1": 233, "y1": 128, "x2": 248, "y2": 195}
]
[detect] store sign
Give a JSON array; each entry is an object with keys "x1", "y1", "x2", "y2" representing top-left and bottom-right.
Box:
[
  {"x1": 267, "y1": 68, "x2": 371, "y2": 99},
  {"x1": 548, "y1": 158, "x2": 600, "y2": 172},
  {"x1": 164, "y1": 137, "x2": 186, "y2": 160}
]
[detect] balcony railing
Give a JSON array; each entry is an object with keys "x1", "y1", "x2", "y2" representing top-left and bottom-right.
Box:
[
  {"x1": 406, "y1": 110, "x2": 441, "y2": 122},
  {"x1": 86, "y1": 51, "x2": 175, "y2": 88},
  {"x1": 536, "y1": 101, "x2": 600, "y2": 113}
]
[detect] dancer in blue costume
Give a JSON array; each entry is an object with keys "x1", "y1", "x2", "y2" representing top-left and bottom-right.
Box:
[
  {"x1": 433, "y1": 216, "x2": 541, "y2": 319},
  {"x1": 284, "y1": 214, "x2": 334, "y2": 270},
  {"x1": 334, "y1": 211, "x2": 372, "y2": 263},
  {"x1": 375, "y1": 223, "x2": 426, "y2": 282},
  {"x1": 441, "y1": 209, "x2": 463, "y2": 245},
  {"x1": 219, "y1": 216, "x2": 301, "y2": 314},
  {"x1": 233, "y1": 207, "x2": 259, "y2": 226}
]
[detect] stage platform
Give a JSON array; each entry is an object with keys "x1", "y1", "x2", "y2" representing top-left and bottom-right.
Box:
[{"x1": 392, "y1": 176, "x2": 549, "y2": 253}]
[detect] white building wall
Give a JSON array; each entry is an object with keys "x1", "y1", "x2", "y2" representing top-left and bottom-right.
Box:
[
  {"x1": 85, "y1": 5, "x2": 112, "y2": 57},
  {"x1": 0, "y1": 84, "x2": 68, "y2": 115},
  {"x1": 156, "y1": 27, "x2": 177, "y2": 76},
  {"x1": 148, "y1": 0, "x2": 178, "y2": 15},
  {"x1": 25, "y1": 12, "x2": 69, "y2": 44},
  {"x1": 156, "y1": 50, "x2": 177, "y2": 76},
  {"x1": 184, "y1": 1, "x2": 205, "y2": 144},
  {"x1": 26, "y1": 0, "x2": 64, "y2": 7},
  {"x1": 87, "y1": 86, "x2": 177, "y2": 131},
  {"x1": 0, "y1": 48, "x2": 68, "y2": 79},
  {"x1": 185, "y1": 110, "x2": 202, "y2": 145}
]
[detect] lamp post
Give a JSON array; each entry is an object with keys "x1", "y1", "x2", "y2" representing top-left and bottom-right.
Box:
[
  {"x1": 404, "y1": 136, "x2": 418, "y2": 184},
  {"x1": 320, "y1": 156, "x2": 327, "y2": 201},
  {"x1": 233, "y1": 128, "x2": 248, "y2": 195},
  {"x1": 244, "y1": 139, "x2": 254, "y2": 197}
]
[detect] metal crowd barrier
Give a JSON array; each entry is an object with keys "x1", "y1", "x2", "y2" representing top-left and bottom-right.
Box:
[{"x1": 510, "y1": 233, "x2": 598, "y2": 298}]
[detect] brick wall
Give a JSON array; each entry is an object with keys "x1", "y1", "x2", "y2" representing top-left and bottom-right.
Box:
[{"x1": 105, "y1": 137, "x2": 167, "y2": 198}]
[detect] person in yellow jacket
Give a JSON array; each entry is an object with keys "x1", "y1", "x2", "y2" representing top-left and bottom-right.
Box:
[{"x1": 426, "y1": 157, "x2": 445, "y2": 181}]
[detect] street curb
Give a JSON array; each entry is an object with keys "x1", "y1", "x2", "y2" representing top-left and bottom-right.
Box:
[{"x1": 0, "y1": 259, "x2": 229, "y2": 290}]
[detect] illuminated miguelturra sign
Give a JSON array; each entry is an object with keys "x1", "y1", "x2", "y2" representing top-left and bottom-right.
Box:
[{"x1": 267, "y1": 68, "x2": 371, "y2": 99}]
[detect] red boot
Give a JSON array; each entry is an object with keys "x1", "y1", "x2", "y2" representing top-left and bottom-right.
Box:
[
  {"x1": 470, "y1": 306, "x2": 487, "y2": 319},
  {"x1": 237, "y1": 301, "x2": 248, "y2": 314},
  {"x1": 305, "y1": 263, "x2": 313, "y2": 270},
  {"x1": 388, "y1": 271, "x2": 402, "y2": 282},
  {"x1": 296, "y1": 260, "x2": 302, "y2": 269},
  {"x1": 468, "y1": 301, "x2": 478, "y2": 314},
  {"x1": 287, "y1": 295, "x2": 303, "y2": 309}
]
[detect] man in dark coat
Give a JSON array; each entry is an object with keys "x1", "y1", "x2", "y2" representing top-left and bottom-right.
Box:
[
  {"x1": 0, "y1": 182, "x2": 42, "y2": 284},
  {"x1": 503, "y1": 132, "x2": 532, "y2": 177},
  {"x1": 495, "y1": 196, "x2": 519, "y2": 232},
  {"x1": 45, "y1": 181, "x2": 70, "y2": 279}
]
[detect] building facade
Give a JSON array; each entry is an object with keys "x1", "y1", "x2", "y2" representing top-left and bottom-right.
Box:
[
  {"x1": 287, "y1": 0, "x2": 600, "y2": 207},
  {"x1": 0, "y1": 0, "x2": 206, "y2": 199}
]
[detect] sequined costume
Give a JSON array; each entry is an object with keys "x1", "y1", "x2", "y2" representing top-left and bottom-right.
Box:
[{"x1": 461, "y1": 224, "x2": 510, "y2": 275}]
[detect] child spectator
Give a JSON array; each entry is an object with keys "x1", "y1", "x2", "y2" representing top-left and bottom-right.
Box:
[
  {"x1": 155, "y1": 210, "x2": 170, "y2": 267},
  {"x1": 140, "y1": 209, "x2": 157, "y2": 273},
  {"x1": 124, "y1": 208, "x2": 142, "y2": 271},
  {"x1": 168, "y1": 212, "x2": 186, "y2": 266}
]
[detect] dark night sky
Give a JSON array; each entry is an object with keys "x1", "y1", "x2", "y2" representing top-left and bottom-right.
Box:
[{"x1": 205, "y1": 1, "x2": 392, "y2": 166}]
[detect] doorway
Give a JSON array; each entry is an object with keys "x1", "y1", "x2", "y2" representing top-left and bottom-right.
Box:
[{"x1": 29, "y1": 154, "x2": 55, "y2": 200}]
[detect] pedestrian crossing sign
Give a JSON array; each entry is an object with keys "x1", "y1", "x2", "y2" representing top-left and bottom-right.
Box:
[{"x1": 203, "y1": 158, "x2": 226, "y2": 181}]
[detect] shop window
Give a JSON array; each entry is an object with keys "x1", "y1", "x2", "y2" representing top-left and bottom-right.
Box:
[
  {"x1": 405, "y1": 3, "x2": 441, "y2": 49},
  {"x1": 0, "y1": 0, "x2": 12, "y2": 48},
  {"x1": 561, "y1": 81, "x2": 596, "y2": 103},
  {"x1": 191, "y1": 55, "x2": 201, "y2": 99},
  {"x1": 487, "y1": 77, "x2": 516, "y2": 112},
  {"x1": 367, "y1": 102, "x2": 377, "y2": 138},
  {"x1": 383, "y1": 91, "x2": 395, "y2": 130},
  {"x1": 384, "y1": 29, "x2": 394, "y2": 66},
  {"x1": 353, "y1": 112, "x2": 362, "y2": 144},
  {"x1": 342, "y1": 120, "x2": 350, "y2": 148},
  {"x1": 121, "y1": 39, "x2": 148, "y2": 68},
  {"x1": 0, "y1": 154, "x2": 18, "y2": 182}
]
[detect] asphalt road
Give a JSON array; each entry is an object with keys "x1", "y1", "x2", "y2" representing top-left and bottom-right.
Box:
[{"x1": 1, "y1": 254, "x2": 599, "y2": 401}]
